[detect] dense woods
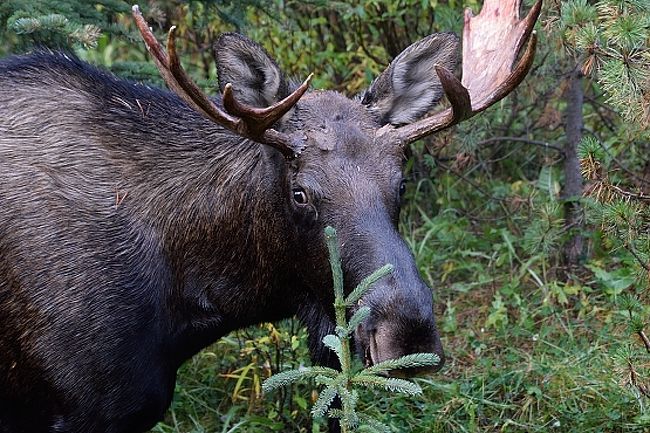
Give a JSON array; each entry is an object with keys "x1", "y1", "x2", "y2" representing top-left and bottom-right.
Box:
[{"x1": 1, "y1": 0, "x2": 649, "y2": 431}]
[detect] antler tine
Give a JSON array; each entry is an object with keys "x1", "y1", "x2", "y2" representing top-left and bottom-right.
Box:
[
  {"x1": 464, "y1": 0, "x2": 541, "y2": 113},
  {"x1": 471, "y1": 30, "x2": 537, "y2": 114},
  {"x1": 223, "y1": 74, "x2": 314, "y2": 137},
  {"x1": 132, "y1": 6, "x2": 239, "y2": 129},
  {"x1": 435, "y1": 65, "x2": 472, "y2": 121},
  {"x1": 131, "y1": 5, "x2": 307, "y2": 159},
  {"x1": 394, "y1": 0, "x2": 542, "y2": 145}
]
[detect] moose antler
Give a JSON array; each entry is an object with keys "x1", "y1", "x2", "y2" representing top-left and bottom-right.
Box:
[
  {"x1": 132, "y1": 5, "x2": 311, "y2": 158},
  {"x1": 385, "y1": 0, "x2": 542, "y2": 145}
]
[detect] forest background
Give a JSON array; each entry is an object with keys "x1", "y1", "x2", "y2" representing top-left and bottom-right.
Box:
[{"x1": 1, "y1": 0, "x2": 649, "y2": 431}]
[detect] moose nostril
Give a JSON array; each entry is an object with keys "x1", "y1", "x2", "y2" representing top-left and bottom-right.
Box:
[{"x1": 364, "y1": 345, "x2": 372, "y2": 367}]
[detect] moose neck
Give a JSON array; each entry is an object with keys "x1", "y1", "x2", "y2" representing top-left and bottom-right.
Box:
[{"x1": 103, "y1": 99, "x2": 298, "y2": 359}]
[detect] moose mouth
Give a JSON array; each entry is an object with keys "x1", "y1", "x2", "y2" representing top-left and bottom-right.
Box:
[
  {"x1": 356, "y1": 320, "x2": 445, "y2": 377},
  {"x1": 365, "y1": 332, "x2": 377, "y2": 368},
  {"x1": 365, "y1": 333, "x2": 414, "y2": 379},
  {"x1": 359, "y1": 327, "x2": 411, "y2": 378},
  {"x1": 357, "y1": 325, "x2": 392, "y2": 369}
]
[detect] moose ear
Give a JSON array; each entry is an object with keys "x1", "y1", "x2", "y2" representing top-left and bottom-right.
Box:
[
  {"x1": 361, "y1": 33, "x2": 460, "y2": 126},
  {"x1": 214, "y1": 33, "x2": 289, "y2": 108}
]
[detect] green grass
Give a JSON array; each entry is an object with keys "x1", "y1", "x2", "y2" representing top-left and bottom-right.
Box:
[{"x1": 151, "y1": 291, "x2": 649, "y2": 432}]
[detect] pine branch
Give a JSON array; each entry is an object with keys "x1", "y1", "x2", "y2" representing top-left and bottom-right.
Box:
[
  {"x1": 262, "y1": 366, "x2": 338, "y2": 393},
  {"x1": 345, "y1": 264, "x2": 393, "y2": 307},
  {"x1": 637, "y1": 330, "x2": 650, "y2": 354},
  {"x1": 324, "y1": 226, "x2": 344, "y2": 301},
  {"x1": 351, "y1": 375, "x2": 423, "y2": 396},
  {"x1": 311, "y1": 384, "x2": 339, "y2": 417},
  {"x1": 344, "y1": 307, "x2": 371, "y2": 337},
  {"x1": 322, "y1": 334, "x2": 343, "y2": 364},
  {"x1": 363, "y1": 353, "x2": 440, "y2": 375},
  {"x1": 357, "y1": 415, "x2": 391, "y2": 433}
]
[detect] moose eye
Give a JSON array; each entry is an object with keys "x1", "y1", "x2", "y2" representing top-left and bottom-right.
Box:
[
  {"x1": 292, "y1": 188, "x2": 308, "y2": 205},
  {"x1": 398, "y1": 180, "x2": 407, "y2": 197}
]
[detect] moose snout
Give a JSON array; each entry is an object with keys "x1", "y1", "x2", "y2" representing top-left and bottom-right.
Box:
[
  {"x1": 355, "y1": 291, "x2": 445, "y2": 377},
  {"x1": 339, "y1": 216, "x2": 445, "y2": 376},
  {"x1": 369, "y1": 319, "x2": 445, "y2": 376}
]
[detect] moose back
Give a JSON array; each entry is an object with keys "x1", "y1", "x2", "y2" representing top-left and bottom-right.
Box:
[{"x1": 0, "y1": 1, "x2": 539, "y2": 432}]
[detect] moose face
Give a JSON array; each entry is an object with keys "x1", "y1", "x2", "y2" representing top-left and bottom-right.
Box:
[
  {"x1": 212, "y1": 32, "x2": 461, "y2": 372},
  {"x1": 282, "y1": 92, "x2": 445, "y2": 372}
]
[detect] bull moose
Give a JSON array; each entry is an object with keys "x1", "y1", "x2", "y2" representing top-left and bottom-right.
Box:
[{"x1": 0, "y1": 0, "x2": 540, "y2": 432}]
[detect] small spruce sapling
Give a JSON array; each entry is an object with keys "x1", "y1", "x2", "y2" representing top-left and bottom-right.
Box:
[{"x1": 263, "y1": 226, "x2": 440, "y2": 432}]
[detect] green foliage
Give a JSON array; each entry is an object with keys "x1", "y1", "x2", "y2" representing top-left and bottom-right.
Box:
[
  {"x1": 0, "y1": 0, "x2": 130, "y2": 53},
  {"x1": 263, "y1": 226, "x2": 439, "y2": 432},
  {"x1": 345, "y1": 264, "x2": 394, "y2": 307},
  {"x1": 556, "y1": 0, "x2": 650, "y2": 129},
  {"x1": 556, "y1": 1, "x2": 650, "y2": 420}
]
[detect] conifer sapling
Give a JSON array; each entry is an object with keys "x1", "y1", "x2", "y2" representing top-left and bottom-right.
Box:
[{"x1": 263, "y1": 226, "x2": 440, "y2": 432}]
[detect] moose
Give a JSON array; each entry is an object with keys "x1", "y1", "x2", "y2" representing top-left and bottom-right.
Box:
[{"x1": 0, "y1": 1, "x2": 540, "y2": 432}]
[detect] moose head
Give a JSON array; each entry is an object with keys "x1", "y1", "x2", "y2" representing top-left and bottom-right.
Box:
[{"x1": 132, "y1": 0, "x2": 541, "y2": 374}]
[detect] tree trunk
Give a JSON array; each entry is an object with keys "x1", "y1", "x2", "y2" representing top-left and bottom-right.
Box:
[{"x1": 562, "y1": 68, "x2": 585, "y2": 272}]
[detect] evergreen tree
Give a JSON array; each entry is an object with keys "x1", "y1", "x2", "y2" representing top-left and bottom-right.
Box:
[
  {"x1": 559, "y1": 0, "x2": 650, "y2": 399},
  {"x1": 0, "y1": 0, "x2": 130, "y2": 53}
]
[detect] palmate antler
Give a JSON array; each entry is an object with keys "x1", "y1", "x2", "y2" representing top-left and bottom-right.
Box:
[
  {"x1": 132, "y1": 5, "x2": 311, "y2": 159},
  {"x1": 382, "y1": 0, "x2": 542, "y2": 145}
]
